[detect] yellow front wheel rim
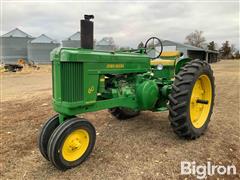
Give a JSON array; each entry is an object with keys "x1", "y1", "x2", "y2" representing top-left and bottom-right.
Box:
[
  {"x1": 190, "y1": 75, "x2": 212, "y2": 128},
  {"x1": 62, "y1": 129, "x2": 89, "y2": 162}
]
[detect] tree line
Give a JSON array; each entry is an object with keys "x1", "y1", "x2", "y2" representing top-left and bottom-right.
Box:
[
  {"x1": 185, "y1": 30, "x2": 239, "y2": 59},
  {"x1": 102, "y1": 31, "x2": 239, "y2": 59}
]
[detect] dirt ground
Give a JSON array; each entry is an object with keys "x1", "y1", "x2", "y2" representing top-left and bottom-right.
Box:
[{"x1": 0, "y1": 60, "x2": 239, "y2": 179}]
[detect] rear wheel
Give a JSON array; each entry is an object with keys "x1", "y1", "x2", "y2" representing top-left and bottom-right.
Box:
[
  {"x1": 168, "y1": 59, "x2": 215, "y2": 139},
  {"x1": 47, "y1": 118, "x2": 96, "y2": 170},
  {"x1": 109, "y1": 107, "x2": 140, "y2": 120}
]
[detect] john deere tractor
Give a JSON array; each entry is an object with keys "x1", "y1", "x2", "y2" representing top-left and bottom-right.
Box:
[{"x1": 38, "y1": 15, "x2": 215, "y2": 170}]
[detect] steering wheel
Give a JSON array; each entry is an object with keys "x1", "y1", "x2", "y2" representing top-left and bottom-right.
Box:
[{"x1": 144, "y1": 37, "x2": 163, "y2": 59}]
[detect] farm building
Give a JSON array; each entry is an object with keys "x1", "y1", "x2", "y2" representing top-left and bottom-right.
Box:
[
  {"x1": 28, "y1": 34, "x2": 60, "y2": 64},
  {"x1": 62, "y1": 32, "x2": 81, "y2": 48},
  {"x1": 0, "y1": 28, "x2": 34, "y2": 64},
  {"x1": 95, "y1": 37, "x2": 116, "y2": 51},
  {"x1": 162, "y1": 40, "x2": 218, "y2": 63}
]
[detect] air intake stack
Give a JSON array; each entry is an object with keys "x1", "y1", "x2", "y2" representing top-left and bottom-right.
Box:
[{"x1": 81, "y1": 15, "x2": 94, "y2": 49}]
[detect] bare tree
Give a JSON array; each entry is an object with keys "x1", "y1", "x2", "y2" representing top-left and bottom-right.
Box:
[
  {"x1": 219, "y1": 41, "x2": 235, "y2": 59},
  {"x1": 207, "y1": 41, "x2": 217, "y2": 51},
  {"x1": 185, "y1": 30, "x2": 206, "y2": 48},
  {"x1": 231, "y1": 44, "x2": 236, "y2": 55},
  {"x1": 234, "y1": 50, "x2": 240, "y2": 59},
  {"x1": 137, "y1": 41, "x2": 144, "y2": 49}
]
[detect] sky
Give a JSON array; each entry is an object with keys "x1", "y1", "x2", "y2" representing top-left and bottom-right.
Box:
[{"x1": 1, "y1": 0, "x2": 239, "y2": 49}]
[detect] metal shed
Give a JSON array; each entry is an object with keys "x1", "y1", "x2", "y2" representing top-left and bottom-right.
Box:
[
  {"x1": 62, "y1": 32, "x2": 80, "y2": 48},
  {"x1": 28, "y1": 34, "x2": 60, "y2": 64},
  {"x1": 162, "y1": 40, "x2": 218, "y2": 63},
  {"x1": 0, "y1": 28, "x2": 34, "y2": 64},
  {"x1": 95, "y1": 37, "x2": 116, "y2": 51}
]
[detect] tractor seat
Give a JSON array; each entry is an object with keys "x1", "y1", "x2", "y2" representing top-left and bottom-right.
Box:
[{"x1": 150, "y1": 51, "x2": 180, "y2": 66}]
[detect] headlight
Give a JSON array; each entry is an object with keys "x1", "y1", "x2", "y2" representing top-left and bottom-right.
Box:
[{"x1": 157, "y1": 64, "x2": 163, "y2": 70}]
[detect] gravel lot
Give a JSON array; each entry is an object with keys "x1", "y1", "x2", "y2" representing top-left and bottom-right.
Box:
[{"x1": 0, "y1": 60, "x2": 239, "y2": 179}]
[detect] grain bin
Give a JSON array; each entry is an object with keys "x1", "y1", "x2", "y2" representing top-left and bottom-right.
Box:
[
  {"x1": 95, "y1": 37, "x2": 116, "y2": 51},
  {"x1": 62, "y1": 32, "x2": 81, "y2": 48},
  {"x1": 28, "y1": 34, "x2": 60, "y2": 64},
  {"x1": 0, "y1": 28, "x2": 34, "y2": 64}
]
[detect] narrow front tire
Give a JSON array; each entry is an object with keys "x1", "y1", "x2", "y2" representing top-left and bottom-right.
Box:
[
  {"x1": 38, "y1": 114, "x2": 60, "y2": 160},
  {"x1": 47, "y1": 118, "x2": 96, "y2": 170}
]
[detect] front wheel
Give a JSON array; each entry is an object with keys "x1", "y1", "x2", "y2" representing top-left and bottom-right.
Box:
[
  {"x1": 168, "y1": 59, "x2": 215, "y2": 139},
  {"x1": 38, "y1": 114, "x2": 59, "y2": 160},
  {"x1": 47, "y1": 118, "x2": 96, "y2": 170}
]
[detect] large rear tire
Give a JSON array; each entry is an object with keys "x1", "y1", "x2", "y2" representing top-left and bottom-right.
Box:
[{"x1": 168, "y1": 59, "x2": 215, "y2": 139}]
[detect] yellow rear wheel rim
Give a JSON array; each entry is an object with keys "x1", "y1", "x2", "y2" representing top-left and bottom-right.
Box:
[
  {"x1": 190, "y1": 75, "x2": 212, "y2": 128},
  {"x1": 62, "y1": 129, "x2": 89, "y2": 162}
]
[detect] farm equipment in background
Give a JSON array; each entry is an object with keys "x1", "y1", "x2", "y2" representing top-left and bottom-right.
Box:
[
  {"x1": 18, "y1": 59, "x2": 40, "y2": 70},
  {"x1": 27, "y1": 60, "x2": 40, "y2": 70},
  {"x1": 17, "y1": 58, "x2": 27, "y2": 65},
  {"x1": 38, "y1": 15, "x2": 215, "y2": 170},
  {"x1": 2, "y1": 59, "x2": 26, "y2": 72},
  {"x1": 4, "y1": 64, "x2": 23, "y2": 72},
  {"x1": 2, "y1": 59, "x2": 40, "y2": 72}
]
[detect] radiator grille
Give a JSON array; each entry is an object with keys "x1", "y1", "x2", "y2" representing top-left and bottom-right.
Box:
[
  {"x1": 60, "y1": 62, "x2": 83, "y2": 102},
  {"x1": 52, "y1": 62, "x2": 55, "y2": 99}
]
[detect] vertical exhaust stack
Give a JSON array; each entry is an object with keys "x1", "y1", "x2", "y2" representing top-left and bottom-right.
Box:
[{"x1": 81, "y1": 15, "x2": 94, "y2": 49}]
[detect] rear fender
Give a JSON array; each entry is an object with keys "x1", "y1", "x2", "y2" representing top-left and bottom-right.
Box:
[{"x1": 174, "y1": 58, "x2": 192, "y2": 74}]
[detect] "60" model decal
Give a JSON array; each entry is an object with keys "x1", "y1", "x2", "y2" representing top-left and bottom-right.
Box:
[{"x1": 88, "y1": 86, "x2": 95, "y2": 94}]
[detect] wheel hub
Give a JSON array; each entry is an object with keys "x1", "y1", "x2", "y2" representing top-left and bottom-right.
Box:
[
  {"x1": 62, "y1": 129, "x2": 90, "y2": 162},
  {"x1": 69, "y1": 139, "x2": 82, "y2": 151},
  {"x1": 190, "y1": 75, "x2": 212, "y2": 128}
]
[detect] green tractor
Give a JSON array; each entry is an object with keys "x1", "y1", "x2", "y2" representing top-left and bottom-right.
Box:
[{"x1": 38, "y1": 15, "x2": 215, "y2": 170}]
